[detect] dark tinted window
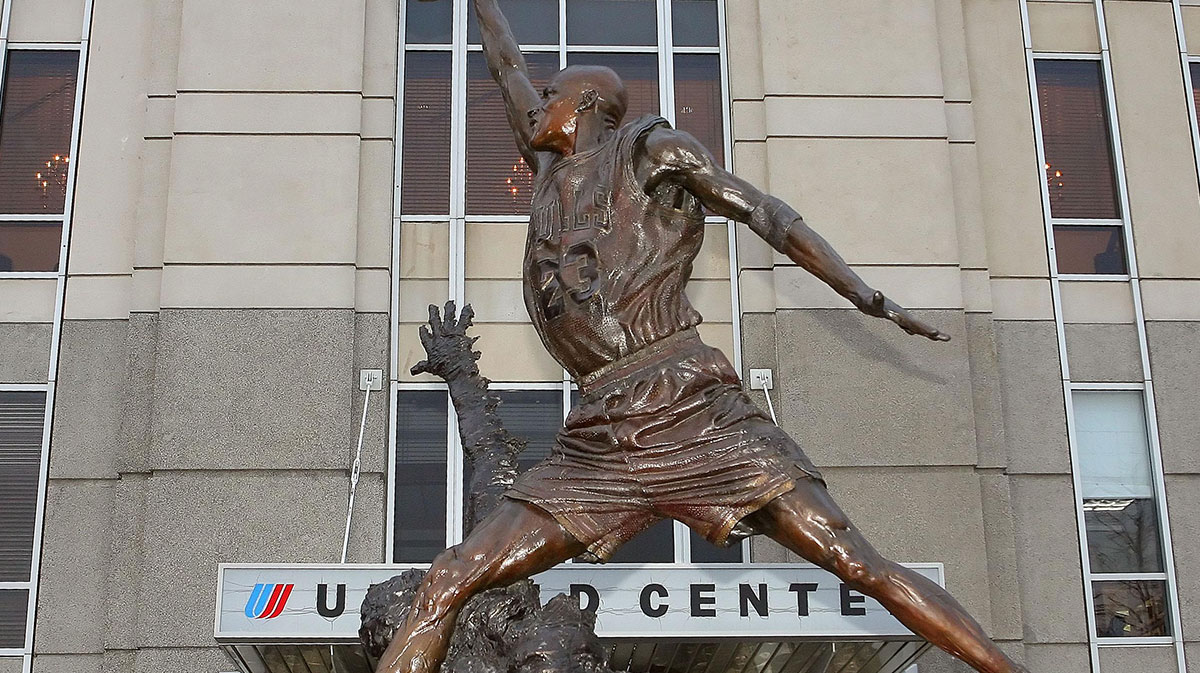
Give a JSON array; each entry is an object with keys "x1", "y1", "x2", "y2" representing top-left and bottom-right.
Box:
[
  {"x1": 1052, "y1": 225, "x2": 1126, "y2": 275},
  {"x1": 394, "y1": 391, "x2": 449, "y2": 562},
  {"x1": 402, "y1": 53, "x2": 453, "y2": 215},
  {"x1": 1093, "y1": 580, "x2": 1169, "y2": 638},
  {"x1": 406, "y1": 0, "x2": 453, "y2": 44},
  {"x1": 0, "y1": 392, "x2": 45, "y2": 582},
  {"x1": 0, "y1": 221, "x2": 61, "y2": 272},
  {"x1": 567, "y1": 0, "x2": 657, "y2": 45},
  {"x1": 674, "y1": 53, "x2": 723, "y2": 167},
  {"x1": 672, "y1": 0, "x2": 718, "y2": 46},
  {"x1": 567, "y1": 52, "x2": 659, "y2": 121},
  {"x1": 0, "y1": 590, "x2": 28, "y2": 648},
  {"x1": 0, "y1": 50, "x2": 78, "y2": 215},
  {"x1": 468, "y1": 0, "x2": 559, "y2": 44},
  {"x1": 1035, "y1": 59, "x2": 1121, "y2": 220}
]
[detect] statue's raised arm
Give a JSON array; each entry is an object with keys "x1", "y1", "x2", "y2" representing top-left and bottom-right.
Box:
[{"x1": 472, "y1": 0, "x2": 545, "y2": 171}]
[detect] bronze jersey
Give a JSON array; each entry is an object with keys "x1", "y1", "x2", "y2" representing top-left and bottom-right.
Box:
[{"x1": 524, "y1": 115, "x2": 706, "y2": 378}]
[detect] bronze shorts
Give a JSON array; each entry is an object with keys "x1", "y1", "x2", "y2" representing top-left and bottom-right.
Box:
[{"x1": 505, "y1": 329, "x2": 824, "y2": 562}]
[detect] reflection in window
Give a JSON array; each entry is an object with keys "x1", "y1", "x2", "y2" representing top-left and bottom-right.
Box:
[
  {"x1": 674, "y1": 54, "x2": 724, "y2": 167},
  {"x1": 1052, "y1": 225, "x2": 1126, "y2": 275},
  {"x1": 1093, "y1": 580, "x2": 1169, "y2": 638},
  {"x1": 402, "y1": 53, "x2": 453, "y2": 215},
  {"x1": 567, "y1": 52, "x2": 659, "y2": 121},
  {"x1": 394, "y1": 391, "x2": 449, "y2": 562},
  {"x1": 1035, "y1": 59, "x2": 1120, "y2": 220},
  {"x1": 0, "y1": 51, "x2": 78, "y2": 216},
  {"x1": 567, "y1": 0, "x2": 657, "y2": 45},
  {"x1": 0, "y1": 222, "x2": 61, "y2": 272},
  {"x1": 466, "y1": 53, "x2": 559, "y2": 215}
]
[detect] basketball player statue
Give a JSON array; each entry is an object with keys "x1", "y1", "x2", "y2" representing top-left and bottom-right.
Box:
[{"x1": 378, "y1": 1, "x2": 1031, "y2": 672}]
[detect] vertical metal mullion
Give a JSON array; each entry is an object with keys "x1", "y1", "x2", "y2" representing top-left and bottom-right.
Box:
[
  {"x1": 1092, "y1": 3, "x2": 1188, "y2": 669},
  {"x1": 1172, "y1": 0, "x2": 1200, "y2": 188},
  {"x1": 24, "y1": 6, "x2": 93, "y2": 671},
  {"x1": 715, "y1": 0, "x2": 742, "y2": 382},
  {"x1": 447, "y1": 0, "x2": 469, "y2": 547},
  {"x1": 1020, "y1": 3, "x2": 1100, "y2": 670},
  {"x1": 558, "y1": 0, "x2": 567, "y2": 68}
]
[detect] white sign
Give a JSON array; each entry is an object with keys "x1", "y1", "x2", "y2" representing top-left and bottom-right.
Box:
[{"x1": 215, "y1": 563, "x2": 943, "y2": 642}]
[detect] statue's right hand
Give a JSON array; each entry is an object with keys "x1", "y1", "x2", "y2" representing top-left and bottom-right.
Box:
[{"x1": 410, "y1": 301, "x2": 483, "y2": 379}]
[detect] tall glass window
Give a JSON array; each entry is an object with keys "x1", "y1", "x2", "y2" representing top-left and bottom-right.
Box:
[
  {"x1": 0, "y1": 50, "x2": 79, "y2": 274},
  {"x1": 1072, "y1": 391, "x2": 1171, "y2": 639},
  {"x1": 392, "y1": 0, "x2": 741, "y2": 565},
  {"x1": 1034, "y1": 59, "x2": 1127, "y2": 276},
  {"x1": 0, "y1": 392, "x2": 47, "y2": 649}
]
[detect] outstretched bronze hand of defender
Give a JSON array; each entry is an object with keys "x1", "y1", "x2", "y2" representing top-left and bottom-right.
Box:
[{"x1": 378, "y1": 2, "x2": 1029, "y2": 673}]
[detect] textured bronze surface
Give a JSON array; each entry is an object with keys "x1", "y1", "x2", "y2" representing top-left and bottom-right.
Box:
[{"x1": 376, "y1": 1, "x2": 1030, "y2": 672}]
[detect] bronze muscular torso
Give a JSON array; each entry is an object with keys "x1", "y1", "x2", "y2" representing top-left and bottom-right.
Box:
[{"x1": 523, "y1": 116, "x2": 706, "y2": 378}]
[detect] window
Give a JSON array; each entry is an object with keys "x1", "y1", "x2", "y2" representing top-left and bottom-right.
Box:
[
  {"x1": 392, "y1": 0, "x2": 739, "y2": 565},
  {"x1": 1034, "y1": 59, "x2": 1127, "y2": 275},
  {"x1": 1072, "y1": 391, "x2": 1171, "y2": 639},
  {"x1": 0, "y1": 391, "x2": 48, "y2": 649},
  {"x1": 0, "y1": 50, "x2": 80, "y2": 273}
]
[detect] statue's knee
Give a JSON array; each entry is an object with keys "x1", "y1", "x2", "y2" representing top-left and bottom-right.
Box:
[
  {"x1": 835, "y1": 552, "x2": 889, "y2": 593},
  {"x1": 419, "y1": 548, "x2": 473, "y2": 609}
]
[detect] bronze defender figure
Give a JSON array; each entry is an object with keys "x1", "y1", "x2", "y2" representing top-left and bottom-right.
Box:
[{"x1": 378, "y1": 1, "x2": 1032, "y2": 672}]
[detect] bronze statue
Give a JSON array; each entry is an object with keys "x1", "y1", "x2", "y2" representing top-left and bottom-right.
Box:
[{"x1": 379, "y1": 1, "x2": 1031, "y2": 671}]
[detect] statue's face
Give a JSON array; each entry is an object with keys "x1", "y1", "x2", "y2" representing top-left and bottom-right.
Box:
[{"x1": 528, "y1": 72, "x2": 588, "y2": 153}]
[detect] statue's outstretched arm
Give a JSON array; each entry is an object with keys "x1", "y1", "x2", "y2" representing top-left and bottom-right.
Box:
[
  {"x1": 473, "y1": 0, "x2": 544, "y2": 171},
  {"x1": 641, "y1": 128, "x2": 949, "y2": 342}
]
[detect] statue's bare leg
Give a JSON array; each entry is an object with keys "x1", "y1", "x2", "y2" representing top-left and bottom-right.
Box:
[
  {"x1": 377, "y1": 500, "x2": 586, "y2": 673},
  {"x1": 745, "y1": 482, "x2": 1030, "y2": 673}
]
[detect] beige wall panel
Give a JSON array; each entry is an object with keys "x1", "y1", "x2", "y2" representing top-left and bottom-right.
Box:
[
  {"x1": 757, "y1": 0, "x2": 943, "y2": 96},
  {"x1": 1098, "y1": 645, "x2": 1179, "y2": 673},
  {"x1": 133, "y1": 139, "x2": 171, "y2": 270},
  {"x1": 731, "y1": 100, "x2": 766, "y2": 141},
  {"x1": 173, "y1": 93, "x2": 361, "y2": 135},
  {"x1": 1027, "y1": 1, "x2": 1100, "y2": 53},
  {"x1": 774, "y1": 265, "x2": 963, "y2": 310},
  {"x1": 691, "y1": 224, "x2": 731, "y2": 279},
  {"x1": 1141, "y1": 280, "x2": 1200, "y2": 320},
  {"x1": 146, "y1": 0, "x2": 184, "y2": 94},
  {"x1": 1146, "y1": 321, "x2": 1200, "y2": 474},
  {"x1": 1108, "y1": 1, "x2": 1200, "y2": 279},
  {"x1": 163, "y1": 136, "x2": 360, "y2": 264},
  {"x1": 399, "y1": 222, "x2": 449, "y2": 278},
  {"x1": 355, "y1": 268, "x2": 389, "y2": 313},
  {"x1": 464, "y1": 280, "x2": 526, "y2": 322},
  {"x1": 948, "y1": 144, "x2": 989, "y2": 270},
  {"x1": 68, "y1": 0, "x2": 153, "y2": 276},
  {"x1": 961, "y1": 269, "x2": 993, "y2": 313},
  {"x1": 774, "y1": 309, "x2": 977, "y2": 468},
  {"x1": 1059, "y1": 281, "x2": 1135, "y2": 323},
  {"x1": 131, "y1": 268, "x2": 162, "y2": 313},
  {"x1": 684, "y1": 279, "x2": 733, "y2": 321},
  {"x1": 810, "y1": 466, "x2": 993, "y2": 628},
  {"x1": 361, "y1": 98, "x2": 395, "y2": 140},
  {"x1": 995, "y1": 321, "x2": 1070, "y2": 474},
  {"x1": 1010, "y1": 475, "x2": 1089, "y2": 643},
  {"x1": 723, "y1": 0, "x2": 763, "y2": 100},
  {"x1": 962, "y1": 0, "x2": 1049, "y2": 278},
  {"x1": 1184, "y1": 5, "x2": 1200, "y2": 55},
  {"x1": 363, "y1": 0, "x2": 399, "y2": 97},
  {"x1": 762, "y1": 138, "x2": 960, "y2": 265},
  {"x1": 0, "y1": 279, "x2": 56, "y2": 322},
  {"x1": 737, "y1": 268, "x2": 774, "y2": 313},
  {"x1": 465, "y1": 222, "x2": 526, "y2": 279},
  {"x1": 990, "y1": 278, "x2": 1054, "y2": 321},
  {"x1": 396, "y1": 322, "x2": 437, "y2": 382},
  {"x1": 763, "y1": 97, "x2": 948, "y2": 139},
  {"x1": 176, "y1": 0, "x2": 366, "y2": 91},
  {"x1": 358, "y1": 140, "x2": 395, "y2": 269},
  {"x1": 1063, "y1": 323, "x2": 1142, "y2": 382},
  {"x1": 398, "y1": 278, "x2": 449, "y2": 322},
  {"x1": 160, "y1": 264, "x2": 356, "y2": 308},
  {"x1": 696, "y1": 321, "x2": 735, "y2": 362},
  {"x1": 732, "y1": 141, "x2": 769, "y2": 192},
  {"x1": 472, "y1": 323, "x2": 563, "y2": 382},
  {"x1": 62, "y1": 275, "x2": 130, "y2": 320},
  {"x1": 933, "y1": 0, "x2": 973, "y2": 102},
  {"x1": 6, "y1": 0, "x2": 85, "y2": 41}
]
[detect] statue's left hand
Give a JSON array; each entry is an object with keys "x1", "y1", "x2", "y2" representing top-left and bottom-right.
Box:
[
  {"x1": 411, "y1": 301, "x2": 483, "y2": 379},
  {"x1": 857, "y1": 290, "x2": 951, "y2": 342}
]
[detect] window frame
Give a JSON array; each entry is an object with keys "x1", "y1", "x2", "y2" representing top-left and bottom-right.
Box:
[{"x1": 388, "y1": 0, "x2": 746, "y2": 565}]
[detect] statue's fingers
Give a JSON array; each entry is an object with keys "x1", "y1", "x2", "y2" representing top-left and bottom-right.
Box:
[
  {"x1": 427, "y1": 304, "x2": 443, "y2": 335},
  {"x1": 459, "y1": 303, "x2": 475, "y2": 329},
  {"x1": 411, "y1": 360, "x2": 430, "y2": 375},
  {"x1": 444, "y1": 300, "x2": 458, "y2": 331},
  {"x1": 419, "y1": 324, "x2": 433, "y2": 349}
]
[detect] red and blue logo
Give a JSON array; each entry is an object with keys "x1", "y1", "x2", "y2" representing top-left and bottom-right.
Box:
[{"x1": 244, "y1": 583, "x2": 294, "y2": 619}]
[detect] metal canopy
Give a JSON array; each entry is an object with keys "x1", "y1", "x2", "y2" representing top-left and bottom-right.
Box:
[{"x1": 224, "y1": 640, "x2": 929, "y2": 673}]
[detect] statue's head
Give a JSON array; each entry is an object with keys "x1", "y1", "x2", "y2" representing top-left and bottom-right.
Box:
[{"x1": 529, "y1": 65, "x2": 628, "y2": 152}]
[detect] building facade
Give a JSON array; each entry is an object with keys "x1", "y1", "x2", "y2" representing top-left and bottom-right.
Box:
[{"x1": 0, "y1": 0, "x2": 1198, "y2": 672}]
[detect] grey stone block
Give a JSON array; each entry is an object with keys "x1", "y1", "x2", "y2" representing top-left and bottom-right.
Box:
[
  {"x1": 137, "y1": 470, "x2": 382, "y2": 646},
  {"x1": 103, "y1": 475, "x2": 148, "y2": 651},
  {"x1": 965, "y1": 314, "x2": 1007, "y2": 469},
  {"x1": 355, "y1": 311, "x2": 390, "y2": 475},
  {"x1": 149, "y1": 309, "x2": 355, "y2": 470},
  {"x1": 1064, "y1": 323, "x2": 1143, "y2": 383},
  {"x1": 116, "y1": 313, "x2": 159, "y2": 474},
  {"x1": 739, "y1": 312, "x2": 778, "y2": 413},
  {"x1": 1098, "y1": 645, "x2": 1178, "y2": 672},
  {"x1": 978, "y1": 472, "x2": 1023, "y2": 640},
  {"x1": 0, "y1": 657, "x2": 22, "y2": 673},
  {"x1": 0, "y1": 322, "x2": 52, "y2": 383},
  {"x1": 994, "y1": 321, "x2": 1069, "y2": 475},
  {"x1": 30, "y1": 653, "x2": 103, "y2": 673},
  {"x1": 1165, "y1": 476, "x2": 1200, "y2": 642},
  {"x1": 1009, "y1": 475, "x2": 1088, "y2": 644},
  {"x1": 1023, "y1": 643, "x2": 1090, "y2": 673},
  {"x1": 1146, "y1": 322, "x2": 1200, "y2": 474},
  {"x1": 914, "y1": 647, "x2": 972, "y2": 673},
  {"x1": 1187, "y1": 642, "x2": 1198, "y2": 673},
  {"x1": 814, "y1": 465, "x2": 992, "y2": 630},
  {"x1": 49, "y1": 320, "x2": 129, "y2": 479},
  {"x1": 773, "y1": 309, "x2": 977, "y2": 468},
  {"x1": 133, "y1": 647, "x2": 235, "y2": 673},
  {"x1": 34, "y1": 480, "x2": 114, "y2": 655}
]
